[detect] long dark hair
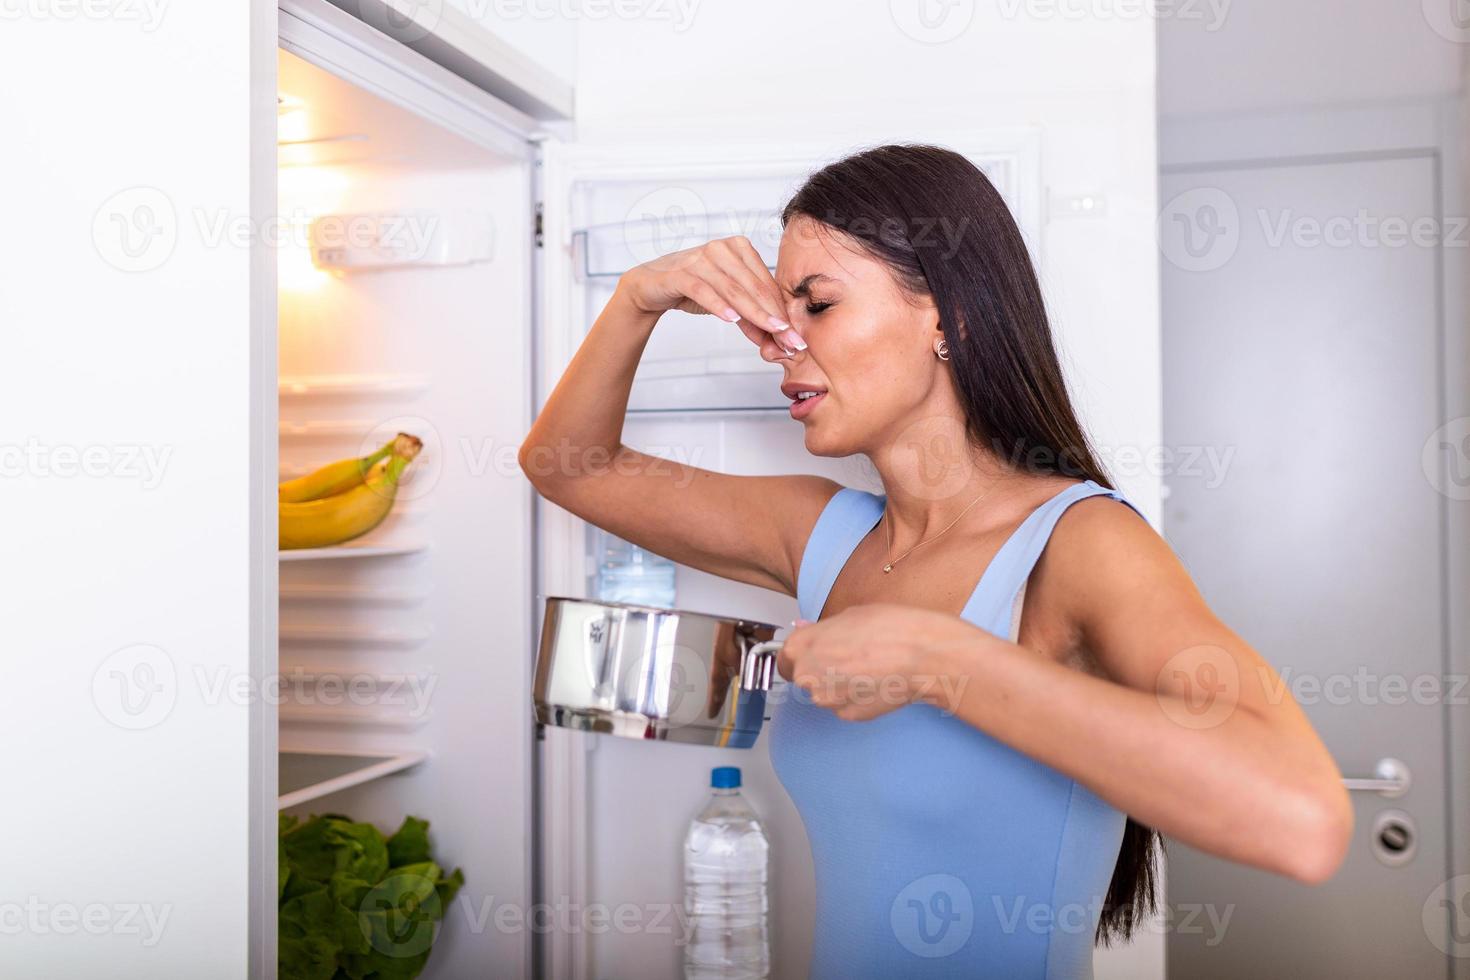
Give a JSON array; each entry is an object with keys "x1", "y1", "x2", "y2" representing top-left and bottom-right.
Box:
[{"x1": 781, "y1": 143, "x2": 1160, "y2": 945}]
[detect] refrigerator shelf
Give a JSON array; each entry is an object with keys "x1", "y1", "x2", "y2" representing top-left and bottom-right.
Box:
[
  {"x1": 279, "y1": 702, "x2": 433, "y2": 729},
  {"x1": 279, "y1": 542, "x2": 428, "y2": 561},
  {"x1": 279, "y1": 625, "x2": 431, "y2": 648},
  {"x1": 572, "y1": 208, "x2": 780, "y2": 281},
  {"x1": 278, "y1": 373, "x2": 429, "y2": 400},
  {"x1": 280, "y1": 583, "x2": 429, "y2": 605},
  {"x1": 277, "y1": 748, "x2": 429, "y2": 810},
  {"x1": 279, "y1": 418, "x2": 385, "y2": 438}
]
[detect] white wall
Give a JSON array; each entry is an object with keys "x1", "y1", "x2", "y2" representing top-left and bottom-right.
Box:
[
  {"x1": 0, "y1": 4, "x2": 273, "y2": 978},
  {"x1": 567, "y1": 5, "x2": 1164, "y2": 979},
  {"x1": 1158, "y1": 0, "x2": 1460, "y2": 117}
]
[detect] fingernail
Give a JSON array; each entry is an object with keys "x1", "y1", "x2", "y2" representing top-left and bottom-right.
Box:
[
  {"x1": 768, "y1": 315, "x2": 790, "y2": 329},
  {"x1": 722, "y1": 307, "x2": 740, "y2": 322},
  {"x1": 779, "y1": 329, "x2": 807, "y2": 351},
  {"x1": 794, "y1": 617, "x2": 814, "y2": 627}
]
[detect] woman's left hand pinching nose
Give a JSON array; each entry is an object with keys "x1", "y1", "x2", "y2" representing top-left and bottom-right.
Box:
[{"x1": 777, "y1": 604, "x2": 987, "y2": 721}]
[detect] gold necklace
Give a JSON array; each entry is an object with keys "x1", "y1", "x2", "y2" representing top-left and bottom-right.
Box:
[{"x1": 881, "y1": 481, "x2": 1002, "y2": 573}]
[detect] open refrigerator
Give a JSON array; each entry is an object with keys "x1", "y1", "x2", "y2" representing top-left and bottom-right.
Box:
[{"x1": 267, "y1": 4, "x2": 1041, "y2": 977}]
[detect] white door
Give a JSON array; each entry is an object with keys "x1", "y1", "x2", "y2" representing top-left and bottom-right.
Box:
[
  {"x1": 1159, "y1": 152, "x2": 1451, "y2": 976},
  {"x1": 0, "y1": 8, "x2": 276, "y2": 979}
]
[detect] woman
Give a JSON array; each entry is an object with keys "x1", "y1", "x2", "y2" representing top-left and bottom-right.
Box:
[{"x1": 519, "y1": 144, "x2": 1351, "y2": 977}]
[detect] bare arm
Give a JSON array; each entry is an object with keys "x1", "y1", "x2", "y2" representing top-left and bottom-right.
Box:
[
  {"x1": 518, "y1": 236, "x2": 842, "y2": 596},
  {"x1": 929, "y1": 499, "x2": 1353, "y2": 882},
  {"x1": 777, "y1": 497, "x2": 1353, "y2": 883}
]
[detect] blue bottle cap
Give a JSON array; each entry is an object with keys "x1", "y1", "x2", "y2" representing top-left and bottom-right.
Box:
[{"x1": 711, "y1": 766, "x2": 741, "y2": 789}]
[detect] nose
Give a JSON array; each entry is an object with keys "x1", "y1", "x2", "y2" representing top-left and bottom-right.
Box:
[{"x1": 760, "y1": 335, "x2": 802, "y2": 363}]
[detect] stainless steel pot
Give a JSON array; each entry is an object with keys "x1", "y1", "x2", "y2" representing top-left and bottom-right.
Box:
[{"x1": 532, "y1": 595, "x2": 786, "y2": 749}]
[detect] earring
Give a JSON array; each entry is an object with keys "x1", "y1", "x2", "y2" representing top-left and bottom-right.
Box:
[{"x1": 934, "y1": 336, "x2": 950, "y2": 361}]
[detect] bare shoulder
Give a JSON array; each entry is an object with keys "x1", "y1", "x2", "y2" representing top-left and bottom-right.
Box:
[
  {"x1": 781, "y1": 474, "x2": 849, "y2": 536},
  {"x1": 1051, "y1": 492, "x2": 1166, "y2": 568},
  {"x1": 1038, "y1": 492, "x2": 1188, "y2": 601},
  {"x1": 1033, "y1": 489, "x2": 1217, "y2": 682},
  {"x1": 766, "y1": 473, "x2": 849, "y2": 591}
]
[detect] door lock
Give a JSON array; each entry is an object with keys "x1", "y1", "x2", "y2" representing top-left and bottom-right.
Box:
[{"x1": 1370, "y1": 809, "x2": 1417, "y2": 866}]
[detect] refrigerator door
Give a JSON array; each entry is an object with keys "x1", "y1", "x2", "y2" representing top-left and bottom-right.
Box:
[
  {"x1": 532, "y1": 135, "x2": 1041, "y2": 980},
  {"x1": 2, "y1": 8, "x2": 276, "y2": 980}
]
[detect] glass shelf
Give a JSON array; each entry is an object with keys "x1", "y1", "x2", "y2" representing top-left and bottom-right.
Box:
[
  {"x1": 279, "y1": 542, "x2": 428, "y2": 562},
  {"x1": 278, "y1": 748, "x2": 429, "y2": 810}
]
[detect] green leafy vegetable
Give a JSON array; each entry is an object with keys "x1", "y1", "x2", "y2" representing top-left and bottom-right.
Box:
[{"x1": 279, "y1": 813, "x2": 464, "y2": 980}]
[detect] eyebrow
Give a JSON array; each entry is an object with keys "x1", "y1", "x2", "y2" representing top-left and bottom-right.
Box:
[{"x1": 785, "y1": 273, "x2": 839, "y2": 297}]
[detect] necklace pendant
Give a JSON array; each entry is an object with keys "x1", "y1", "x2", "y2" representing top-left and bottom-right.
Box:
[{"x1": 882, "y1": 563, "x2": 893, "y2": 573}]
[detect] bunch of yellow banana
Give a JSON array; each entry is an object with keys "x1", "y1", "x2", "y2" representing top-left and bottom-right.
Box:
[{"x1": 279, "y1": 433, "x2": 423, "y2": 550}]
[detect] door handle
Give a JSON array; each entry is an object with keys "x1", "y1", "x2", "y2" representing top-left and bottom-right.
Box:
[{"x1": 1341, "y1": 757, "x2": 1410, "y2": 798}]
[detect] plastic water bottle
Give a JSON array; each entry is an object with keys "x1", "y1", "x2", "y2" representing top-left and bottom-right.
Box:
[
  {"x1": 595, "y1": 534, "x2": 677, "y2": 608},
  {"x1": 684, "y1": 766, "x2": 770, "y2": 980}
]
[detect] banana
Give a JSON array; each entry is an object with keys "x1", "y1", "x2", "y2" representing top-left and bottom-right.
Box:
[
  {"x1": 279, "y1": 434, "x2": 423, "y2": 550},
  {"x1": 278, "y1": 437, "x2": 398, "y2": 503}
]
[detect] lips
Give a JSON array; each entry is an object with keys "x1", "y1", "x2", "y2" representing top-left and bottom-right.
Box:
[{"x1": 781, "y1": 381, "x2": 829, "y2": 421}]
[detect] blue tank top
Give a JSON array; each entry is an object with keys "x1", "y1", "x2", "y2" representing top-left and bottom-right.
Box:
[{"x1": 769, "y1": 478, "x2": 1149, "y2": 979}]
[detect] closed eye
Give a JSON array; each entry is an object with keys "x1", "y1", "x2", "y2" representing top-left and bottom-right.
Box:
[{"x1": 805, "y1": 302, "x2": 832, "y2": 315}]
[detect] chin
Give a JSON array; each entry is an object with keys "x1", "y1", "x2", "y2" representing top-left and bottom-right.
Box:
[{"x1": 801, "y1": 423, "x2": 854, "y2": 458}]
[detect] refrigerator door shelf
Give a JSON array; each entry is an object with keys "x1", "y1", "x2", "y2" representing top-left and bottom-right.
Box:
[{"x1": 572, "y1": 208, "x2": 780, "y2": 281}]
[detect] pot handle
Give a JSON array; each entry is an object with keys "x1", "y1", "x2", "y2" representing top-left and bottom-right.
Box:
[{"x1": 740, "y1": 639, "x2": 784, "y2": 692}]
